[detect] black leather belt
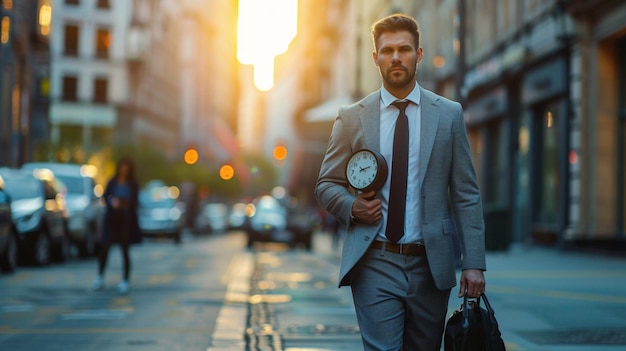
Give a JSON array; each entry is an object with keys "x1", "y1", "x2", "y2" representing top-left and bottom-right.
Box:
[{"x1": 371, "y1": 240, "x2": 426, "y2": 256}]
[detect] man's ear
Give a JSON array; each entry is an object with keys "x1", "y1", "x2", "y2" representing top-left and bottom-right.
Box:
[
  {"x1": 416, "y1": 47, "x2": 423, "y2": 64},
  {"x1": 372, "y1": 50, "x2": 379, "y2": 67}
]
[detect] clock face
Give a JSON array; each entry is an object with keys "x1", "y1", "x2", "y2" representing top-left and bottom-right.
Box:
[{"x1": 346, "y1": 149, "x2": 387, "y2": 191}]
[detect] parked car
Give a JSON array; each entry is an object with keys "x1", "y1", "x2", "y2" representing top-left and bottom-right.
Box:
[
  {"x1": 138, "y1": 184, "x2": 185, "y2": 243},
  {"x1": 0, "y1": 168, "x2": 68, "y2": 265},
  {"x1": 22, "y1": 162, "x2": 104, "y2": 257},
  {"x1": 0, "y1": 174, "x2": 18, "y2": 273},
  {"x1": 284, "y1": 198, "x2": 318, "y2": 251},
  {"x1": 228, "y1": 202, "x2": 250, "y2": 230},
  {"x1": 195, "y1": 202, "x2": 229, "y2": 234},
  {"x1": 245, "y1": 195, "x2": 314, "y2": 250}
]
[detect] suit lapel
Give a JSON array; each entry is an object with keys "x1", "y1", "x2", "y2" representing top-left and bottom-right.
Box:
[
  {"x1": 418, "y1": 88, "x2": 439, "y2": 188},
  {"x1": 359, "y1": 91, "x2": 381, "y2": 152},
  {"x1": 355, "y1": 88, "x2": 437, "y2": 188}
]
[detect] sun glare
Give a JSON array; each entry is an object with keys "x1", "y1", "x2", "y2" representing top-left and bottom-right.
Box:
[{"x1": 237, "y1": 0, "x2": 298, "y2": 91}]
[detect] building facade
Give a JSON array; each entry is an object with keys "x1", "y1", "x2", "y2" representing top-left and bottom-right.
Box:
[
  {"x1": 48, "y1": 0, "x2": 131, "y2": 160},
  {"x1": 453, "y1": 0, "x2": 626, "y2": 249},
  {"x1": 178, "y1": 0, "x2": 239, "y2": 165},
  {"x1": 0, "y1": 0, "x2": 51, "y2": 167},
  {"x1": 270, "y1": 0, "x2": 626, "y2": 250}
]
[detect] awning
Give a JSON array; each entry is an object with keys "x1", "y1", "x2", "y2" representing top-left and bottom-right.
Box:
[{"x1": 305, "y1": 95, "x2": 354, "y2": 123}]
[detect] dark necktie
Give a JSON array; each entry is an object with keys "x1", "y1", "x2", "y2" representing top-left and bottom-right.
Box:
[{"x1": 385, "y1": 100, "x2": 409, "y2": 243}]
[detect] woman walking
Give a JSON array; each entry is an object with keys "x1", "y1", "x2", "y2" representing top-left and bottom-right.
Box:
[{"x1": 92, "y1": 157, "x2": 142, "y2": 294}]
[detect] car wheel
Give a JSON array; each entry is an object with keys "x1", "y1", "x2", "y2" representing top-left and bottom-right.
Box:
[
  {"x1": 173, "y1": 231, "x2": 181, "y2": 244},
  {"x1": 0, "y1": 231, "x2": 18, "y2": 273},
  {"x1": 33, "y1": 232, "x2": 51, "y2": 266}
]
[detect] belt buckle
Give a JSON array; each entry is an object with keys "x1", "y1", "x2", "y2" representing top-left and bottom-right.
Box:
[{"x1": 397, "y1": 243, "x2": 405, "y2": 255}]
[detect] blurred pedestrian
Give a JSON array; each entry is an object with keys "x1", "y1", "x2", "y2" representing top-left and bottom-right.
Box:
[
  {"x1": 92, "y1": 157, "x2": 142, "y2": 294},
  {"x1": 315, "y1": 13, "x2": 486, "y2": 350}
]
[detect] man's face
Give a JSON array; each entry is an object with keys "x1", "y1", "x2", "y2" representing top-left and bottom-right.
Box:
[{"x1": 373, "y1": 31, "x2": 422, "y2": 92}]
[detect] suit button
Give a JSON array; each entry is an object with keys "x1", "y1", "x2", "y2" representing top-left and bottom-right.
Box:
[{"x1": 364, "y1": 236, "x2": 370, "y2": 241}]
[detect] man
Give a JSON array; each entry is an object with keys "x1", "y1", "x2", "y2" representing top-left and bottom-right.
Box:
[{"x1": 315, "y1": 13, "x2": 486, "y2": 350}]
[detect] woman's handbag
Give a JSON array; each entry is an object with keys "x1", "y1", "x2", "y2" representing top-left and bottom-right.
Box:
[{"x1": 444, "y1": 292, "x2": 506, "y2": 351}]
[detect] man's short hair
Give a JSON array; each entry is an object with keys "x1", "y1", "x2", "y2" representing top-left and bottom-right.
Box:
[{"x1": 371, "y1": 13, "x2": 420, "y2": 52}]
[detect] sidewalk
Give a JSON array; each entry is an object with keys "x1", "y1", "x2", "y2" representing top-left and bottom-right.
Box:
[
  {"x1": 480, "y1": 244, "x2": 626, "y2": 351},
  {"x1": 210, "y1": 233, "x2": 626, "y2": 350}
]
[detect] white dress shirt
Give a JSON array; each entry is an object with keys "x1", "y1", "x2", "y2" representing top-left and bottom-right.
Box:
[{"x1": 378, "y1": 83, "x2": 422, "y2": 244}]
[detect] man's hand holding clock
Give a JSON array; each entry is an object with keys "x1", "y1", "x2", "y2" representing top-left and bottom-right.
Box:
[
  {"x1": 351, "y1": 191, "x2": 381, "y2": 224},
  {"x1": 345, "y1": 149, "x2": 388, "y2": 224}
]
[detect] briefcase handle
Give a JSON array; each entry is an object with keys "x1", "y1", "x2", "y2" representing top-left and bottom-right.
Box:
[{"x1": 462, "y1": 290, "x2": 498, "y2": 317}]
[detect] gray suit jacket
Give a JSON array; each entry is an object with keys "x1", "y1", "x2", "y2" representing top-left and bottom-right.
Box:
[{"x1": 315, "y1": 87, "x2": 486, "y2": 290}]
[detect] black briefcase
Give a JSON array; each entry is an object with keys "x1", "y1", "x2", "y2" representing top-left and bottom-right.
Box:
[{"x1": 444, "y1": 292, "x2": 506, "y2": 351}]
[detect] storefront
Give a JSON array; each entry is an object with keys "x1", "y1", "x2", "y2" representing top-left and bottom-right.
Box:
[
  {"x1": 466, "y1": 87, "x2": 513, "y2": 251},
  {"x1": 617, "y1": 38, "x2": 626, "y2": 239},
  {"x1": 518, "y1": 57, "x2": 570, "y2": 245},
  {"x1": 464, "y1": 52, "x2": 571, "y2": 249}
]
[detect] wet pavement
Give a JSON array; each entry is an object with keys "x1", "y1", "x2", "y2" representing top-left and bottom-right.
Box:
[{"x1": 210, "y1": 233, "x2": 626, "y2": 351}]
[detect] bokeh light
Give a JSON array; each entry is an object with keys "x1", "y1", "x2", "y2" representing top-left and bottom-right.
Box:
[{"x1": 220, "y1": 164, "x2": 235, "y2": 180}]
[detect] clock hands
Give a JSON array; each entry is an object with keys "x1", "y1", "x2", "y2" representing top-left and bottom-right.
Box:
[{"x1": 359, "y1": 166, "x2": 371, "y2": 172}]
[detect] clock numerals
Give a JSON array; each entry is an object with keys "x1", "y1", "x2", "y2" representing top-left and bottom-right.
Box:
[{"x1": 346, "y1": 149, "x2": 387, "y2": 192}]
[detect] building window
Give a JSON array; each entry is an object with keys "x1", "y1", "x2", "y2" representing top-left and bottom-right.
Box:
[
  {"x1": 59, "y1": 125, "x2": 82, "y2": 145},
  {"x1": 62, "y1": 76, "x2": 78, "y2": 101},
  {"x1": 65, "y1": 0, "x2": 79, "y2": 5},
  {"x1": 1, "y1": 16, "x2": 9, "y2": 44},
  {"x1": 534, "y1": 102, "x2": 561, "y2": 226},
  {"x1": 64, "y1": 24, "x2": 79, "y2": 56},
  {"x1": 618, "y1": 37, "x2": 626, "y2": 235},
  {"x1": 96, "y1": 0, "x2": 110, "y2": 9},
  {"x1": 485, "y1": 118, "x2": 508, "y2": 206},
  {"x1": 95, "y1": 28, "x2": 110, "y2": 59},
  {"x1": 38, "y1": 2, "x2": 52, "y2": 37},
  {"x1": 93, "y1": 77, "x2": 108, "y2": 103}
]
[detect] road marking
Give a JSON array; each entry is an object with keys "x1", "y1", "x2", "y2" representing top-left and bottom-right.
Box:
[
  {"x1": 148, "y1": 273, "x2": 175, "y2": 285},
  {"x1": 488, "y1": 270, "x2": 626, "y2": 279},
  {"x1": 208, "y1": 252, "x2": 253, "y2": 351},
  {"x1": 185, "y1": 257, "x2": 200, "y2": 269},
  {"x1": 111, "y1": 297, "x2": 130, "y2": 306},
  {"x1": 2, "y1": 305, "x2": 35, "y2": 313},
  {"x1": 489, "y1": 285, "x2": 626, "y2": 303},
  {"x1": 61, "y1": 309, "x2": 130, "y2": 320},
  {"x1": 0, "y1": 327, "x2": 212, "y2": 335}
]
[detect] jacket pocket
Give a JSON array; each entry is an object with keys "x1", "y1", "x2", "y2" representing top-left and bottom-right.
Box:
[{"x1": 442, "y1": 218, "x2": 454, "y2": 235}]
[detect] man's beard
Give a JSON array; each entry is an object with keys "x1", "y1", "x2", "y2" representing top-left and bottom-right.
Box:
[{"x1": 384, "y1": 66, "x2": 416, "y2": 88}]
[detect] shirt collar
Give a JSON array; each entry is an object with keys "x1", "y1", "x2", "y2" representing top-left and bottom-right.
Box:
[{"x1": 380, "y1": 82, "x2": 421, "y2": 108}]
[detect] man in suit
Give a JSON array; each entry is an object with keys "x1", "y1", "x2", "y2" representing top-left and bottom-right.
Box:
[{"x1": 315, "y1": 13, "x2": 486, "y2": 350}]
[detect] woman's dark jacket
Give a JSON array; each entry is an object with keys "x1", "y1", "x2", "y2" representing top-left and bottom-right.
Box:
[{"x1": 100, "y1": 178, "x2": 142, "y2": 245}]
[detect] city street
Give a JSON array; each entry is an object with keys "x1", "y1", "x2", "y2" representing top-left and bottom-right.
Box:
[
  {"x1": 2, "y1": 230, "x2": 626, "y2": 351},
  {"x1": 0, "y1": 231, "x2": 245, "y2": 351}
]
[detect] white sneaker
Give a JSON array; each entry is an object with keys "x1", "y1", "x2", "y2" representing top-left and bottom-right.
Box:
[
  {"x1": 117, "y1": 280, "x2": 130, "y2": 294},
  {"x1": 92, "y1": 276, "x2": 104, "y2": 291}
]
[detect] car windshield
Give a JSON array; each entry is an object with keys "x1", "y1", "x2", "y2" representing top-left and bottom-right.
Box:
[
  {"x1": 139, "y1": 190, "x2": 175, "y2": 209},
  {"x1": 3, "y1": 177, "x2": 40, "y2": 200},
  {"x1": 55, "y1": 175, "x2": 83, "y2": 194}
]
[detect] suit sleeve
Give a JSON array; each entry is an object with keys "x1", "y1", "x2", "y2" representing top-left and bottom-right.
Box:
[
  {"x1": 315, "y1": 108, "x2": 357, "y2": 229},
  {"x1": 449, "y1": 102, "x2": 486, "y2": 271}
]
